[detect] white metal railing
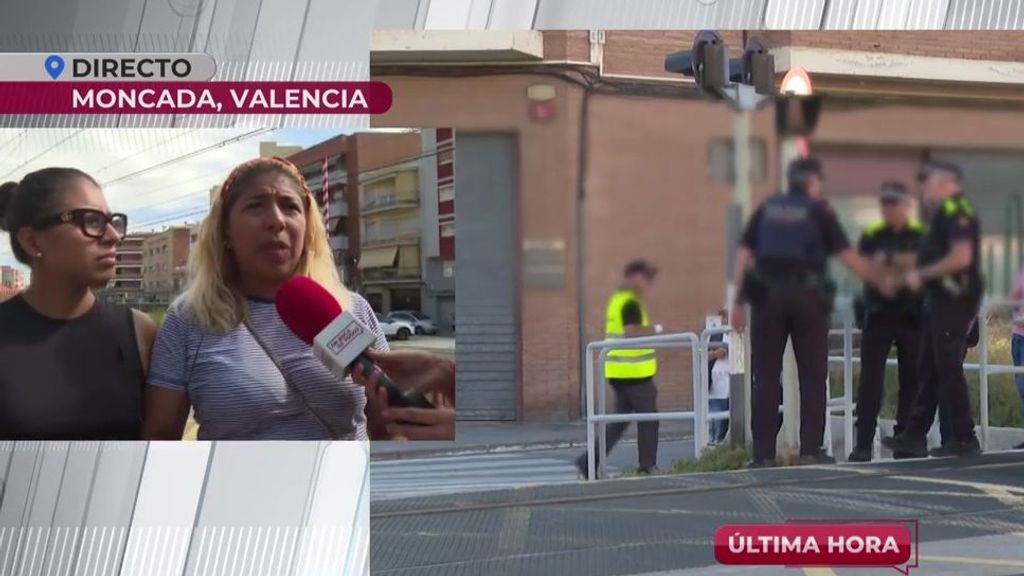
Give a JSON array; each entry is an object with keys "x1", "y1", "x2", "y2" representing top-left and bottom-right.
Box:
[
  {"x1": 827, "y1": 296, "x2": 1024, "y2": 457},
  {"x1": 585, "y1": 332, "x2": 702, "y2": 480},
  {"x1": 584, "y1": 296, "x2": 1024, "y2": 481}
]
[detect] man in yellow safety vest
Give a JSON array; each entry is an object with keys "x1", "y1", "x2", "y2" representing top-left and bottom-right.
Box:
[{"x1": 576, "y1": 259, "x2": 663, "y2": 477}]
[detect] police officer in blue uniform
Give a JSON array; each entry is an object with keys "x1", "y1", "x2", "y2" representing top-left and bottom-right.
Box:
[
  {"x1": 884, "y1": 160, "x2": 983, "y2": 458},
  {"x1": 850, "y1": 182, "x2": 925, "y2": 462},
  {"x1": 732, "y1": 158, "x2": 891, "y2": 468}
]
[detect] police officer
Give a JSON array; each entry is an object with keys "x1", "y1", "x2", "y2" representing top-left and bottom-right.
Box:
[
  {"x1": 849, "y1": 182, "x2": 925, "y2": 462},
  {"x1": 576, "y1": 259, "x2": 662, "y2": 477},
  {"x1": 731, "y1": 157, "x2": 891, "y2": 468},
  {"x1": 884, "y1": 160, "x2": 983, "y2": 458}
]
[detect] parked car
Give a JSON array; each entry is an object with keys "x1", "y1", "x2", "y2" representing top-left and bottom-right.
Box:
[
  {"x1": 375, "y1": 314, "x2": 415, "y2": 341},
  {"x1": 387, "y1": 311, "x2": 438, "y2": 335}
]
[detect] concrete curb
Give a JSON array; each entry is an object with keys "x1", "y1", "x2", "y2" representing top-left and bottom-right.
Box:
[{"x1": 370, "y1": 433, "x2": 695, "y2": 461}]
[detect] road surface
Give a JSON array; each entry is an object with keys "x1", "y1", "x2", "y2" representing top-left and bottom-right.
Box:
[
  {"x1": 370, "y1": 439, "x2": 697, "y2": 501},
  {"x1": 370, "y1": 451, "x2": 1024, "y2": 576}
]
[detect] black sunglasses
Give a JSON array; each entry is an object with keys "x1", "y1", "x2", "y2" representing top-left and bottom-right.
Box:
[{"x1": 33, "y1": 209, "x2": 128, "y2": 239}]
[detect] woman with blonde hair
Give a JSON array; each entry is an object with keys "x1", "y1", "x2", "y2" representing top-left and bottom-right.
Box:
[{"x1": 143, "y1": 157, "x2": 390, "y2": 440}]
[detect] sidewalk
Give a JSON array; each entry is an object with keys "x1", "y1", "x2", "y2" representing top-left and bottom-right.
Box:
[{"x1": 370, "y1": 419, "x2": 695, "y2": 460}]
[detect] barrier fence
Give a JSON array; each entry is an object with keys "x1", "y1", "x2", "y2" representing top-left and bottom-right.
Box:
[{"x1": 583, "y1": 297, "x2": 1024, "y2": 480}]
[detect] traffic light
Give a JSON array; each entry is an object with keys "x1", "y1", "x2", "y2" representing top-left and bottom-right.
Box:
[
  {"x1": 742, "y1": 39, "x2": 775, "y2": 96},
  {"x1": 776, "y1": 68, "x2": 823, "y2": 136},
  {"x1": 775, "y1": 97, "x2": 823, "y2": 136},
  {"x1": 664, "y1": 32, "x2": 776, "y2": 101},
  {"x1": 664, "y1": 30, "x2": 729, "y2": 99}
]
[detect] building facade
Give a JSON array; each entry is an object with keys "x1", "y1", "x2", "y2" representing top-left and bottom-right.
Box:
[
  {"x1": 359, "y1": 160, "x2": 422, "y2": 313},
  {"x1": 418, "y1": 129, "x2": 456, "y2": 335},
  {"x1": 142, "y1": 227, "x2": 191, "y2": 304},
  {"x1": 111, "y1": 233, "x2": 150, "y2": 290},
  {"x1": 0, "y1": 265, "x2": 24, "y2": 289},
  {"x1": 373, "y1": 30, "x2": 1024, "y2": 421},
  {"x1": 288, "y1": 135, "x2": 359, "y2": 288}
]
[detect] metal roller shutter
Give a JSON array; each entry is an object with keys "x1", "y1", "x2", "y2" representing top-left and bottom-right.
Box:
[{"x1": 454, "y1": 133, "x2": 519, "y2": 420}]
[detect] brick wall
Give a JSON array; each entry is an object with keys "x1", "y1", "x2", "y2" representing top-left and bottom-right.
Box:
[
  {"x1": 571, "y1": 31, "x2": 1024, "y2": 80},
  {"x1": 776, "y1": 31, "x2": 1024, "y2": 62},
  {"x1": 355, "y1": 133, "x2": 422, "y2": 172},
  {"x1": 602, "y1": 31, "x2": 747, "y2": 78}
]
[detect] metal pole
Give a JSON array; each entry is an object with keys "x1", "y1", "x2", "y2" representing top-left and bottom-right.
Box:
[
  {"x1": 728, "y1": 104, "x2": 753, "y2": 448},
  {"x1": 842, "y1": 302, "x2": 854, "y2": 460},
  {"x1": 586, "y1": 345, "x2": 596, "y2": 481},
  {"x1": 979, "y1": 300, "x2": 990, "y2": 449}
]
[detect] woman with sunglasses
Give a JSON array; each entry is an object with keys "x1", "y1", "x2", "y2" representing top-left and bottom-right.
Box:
[
  {"x1": 144, "y1": 157, "x2": 393, "y2": 440},
  {"x1": 0, "y1": 168, "x2": 156, "y2": 440}
]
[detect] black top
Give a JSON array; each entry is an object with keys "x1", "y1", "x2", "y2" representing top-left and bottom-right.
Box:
[
  {"x1": 858, "y1": 221, "x2": 924, "y2": 313},
  {"x1": 621, "y1": 299, "x2": 642, "y2": 327},
  {"x1": 0, "y1": 295, "x2": 145, "y2": 440},
  {"x1": 741, "y1": 192, "x2": 850, "y2": 278},
  {"x1": 918, "y1": 193, "x2": 982, "y2": 299}
]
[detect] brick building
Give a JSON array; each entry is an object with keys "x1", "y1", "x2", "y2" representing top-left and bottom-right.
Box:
[
  {"x1": 142, "y1": 227, "x2": 191, "y2": 303},
  {"x1": 0, "y1": 265, "x2": 24, "y2": 289},
  {"x1": 372, "y1": 30, "x2": 1024, "y2": 421}
]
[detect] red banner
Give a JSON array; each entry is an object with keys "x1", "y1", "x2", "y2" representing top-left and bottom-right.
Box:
[
  {"x1": 715, "y1": 523, "x2": 915, "y2": 572},
  {"x1": 0, "y1": 82, "x2": 392, "y2": 114}
]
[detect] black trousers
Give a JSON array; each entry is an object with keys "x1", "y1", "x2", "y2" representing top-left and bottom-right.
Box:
[
  {"x1": 594, "y1": 378, "x2": 659, "y2": 470},
  {"x1": 855, "y1": 311, "x2": 921, "y2": 446},
  {"x1": 905, "y1": 295, "x2": 978, "y2": 442},
  {"x1": 751, "y1": 285, "x2": 829, "y2": 462}
]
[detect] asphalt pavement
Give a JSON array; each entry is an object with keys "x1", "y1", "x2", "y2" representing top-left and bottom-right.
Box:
[
  {"x1": 369, "y1": 451, "x2": 1024, "y2": 576},
  {"x1": 370, "y1": 439, "x2": 698, "y2": 501}
]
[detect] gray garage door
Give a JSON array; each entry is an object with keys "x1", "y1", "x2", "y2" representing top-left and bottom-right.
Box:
[{"x1": 455, "y1": 133, "x2": 519, "y2": 420}]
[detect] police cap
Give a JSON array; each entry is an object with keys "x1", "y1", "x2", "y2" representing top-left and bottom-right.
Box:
[
  {"x1": 879, "y1": 181, "x2": 909, "y2": 203},
  {"x1": 624, "y1": 259, "x2": 658, "y2": 279},
  {"x1": 787, "y1": 157, "x2": 824, "y2": 188},
  {"x1": 917, "y1": 160, "x2": 963, "y2": 183}
]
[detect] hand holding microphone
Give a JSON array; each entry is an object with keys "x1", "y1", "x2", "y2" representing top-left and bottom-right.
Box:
[
  {"x1": 352, "y1": 359, "x2": 456, "y2": 441},
  {"x1": 275, "y1": 277, "x2": 435, "y2": 413}
]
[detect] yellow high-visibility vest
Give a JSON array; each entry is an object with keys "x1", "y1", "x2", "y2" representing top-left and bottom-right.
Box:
[{"x1": 604, "y1": 289, "x2": 657, "y2": 379}]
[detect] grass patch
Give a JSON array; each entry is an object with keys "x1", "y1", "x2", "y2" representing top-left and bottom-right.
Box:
[{"x1": 667, "y1": 443, "x2": 752, "y2": 474}]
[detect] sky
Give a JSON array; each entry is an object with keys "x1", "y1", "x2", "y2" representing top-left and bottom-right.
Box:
[{"x1": 0, "y1": 128, "x2": 351, "y2": 276}]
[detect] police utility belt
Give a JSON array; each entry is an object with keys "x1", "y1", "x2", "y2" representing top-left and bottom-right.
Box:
[
  {"x1": 932, "y1": 272, "x2": 983, "y2": 302},
  {"x1": 742, "y1": 267, "x2": 835, "y2": 305}
]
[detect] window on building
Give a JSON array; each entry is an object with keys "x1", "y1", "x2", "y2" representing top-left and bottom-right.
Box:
[
  {"x1": 440, "y1": 222, "x2": 455, "y2": 238},
  {"x1": 443, "y1": 261, "x2": 455, "y2": 278},
  {"x1": 439, "y1": 184, "x2": 455, "y2": 202},
  {"x1": 708, "y1": 138, "x2": 768, "y2": 184},
  {"x1": 438, "y1": 149, "x2": 454, "y2": 165}
]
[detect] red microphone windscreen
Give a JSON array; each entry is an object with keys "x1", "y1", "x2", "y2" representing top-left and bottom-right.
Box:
[{"x1": 275, "y1": 276, "x2": 343, "y2": 344}]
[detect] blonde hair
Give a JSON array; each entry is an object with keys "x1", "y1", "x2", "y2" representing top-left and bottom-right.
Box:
[{"x1": 177, "y1": 157, "x2": 352, "y2": 332}]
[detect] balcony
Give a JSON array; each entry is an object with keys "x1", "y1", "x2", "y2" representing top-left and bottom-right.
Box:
[
  {"x1": 362, "y1": 230, "x2": 420, "y2": 247},
  {"x1": 361, "y1": 192, "x2": 419, "y2": 216},
  {"x1": 329, "y1": 201, "x2": 349, "y2": 218},
  {"x1": 330, "y1": 236, "x2": 349, "y2": 251},
  {"x1": 361, "y1": 267, "x2": 421, "y2": 283}
]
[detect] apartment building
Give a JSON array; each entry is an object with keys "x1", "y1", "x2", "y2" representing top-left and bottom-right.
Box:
[
  {"x1": 143, "y1": 227, "x2": 191, "y2": 302},
  {"x1": 0, "y1": 265, "x2": 24, "y2": 289}
]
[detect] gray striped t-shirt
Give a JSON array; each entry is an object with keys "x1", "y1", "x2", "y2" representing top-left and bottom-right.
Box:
[{"x1": 147, "y1": 292, "x2": 388, "y2": 440}]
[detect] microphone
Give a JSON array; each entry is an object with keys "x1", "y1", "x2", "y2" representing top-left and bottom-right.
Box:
[{"x1": 275, "y1": 276, "x2": 434, "y2": 410}]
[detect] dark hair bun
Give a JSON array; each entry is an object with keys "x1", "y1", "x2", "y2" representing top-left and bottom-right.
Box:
[{"x1": 0, "y1": 181, "x2": 18, "y2": 232}]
